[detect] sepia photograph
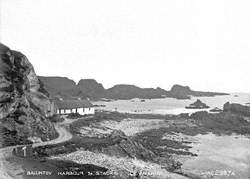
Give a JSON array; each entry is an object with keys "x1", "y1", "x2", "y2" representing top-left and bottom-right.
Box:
[{"x1": 0, "y1": 0, "x2": 250, "y2": 178}]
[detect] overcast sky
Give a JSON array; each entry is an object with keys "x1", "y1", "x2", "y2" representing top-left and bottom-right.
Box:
[{"x1": 1, "y1": 0, "x2": 250, "y2": 92}]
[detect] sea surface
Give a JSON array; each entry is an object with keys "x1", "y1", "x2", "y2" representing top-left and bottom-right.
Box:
[
  {"x1": 93, "y1": 93, "x2": 250, "y2": 115},
  {"x1": 182, "y1": 133, "x2": 250, "y2": 179},
  {"x1": 93, "y1": 93, "x2": 250, "y2": 178}
]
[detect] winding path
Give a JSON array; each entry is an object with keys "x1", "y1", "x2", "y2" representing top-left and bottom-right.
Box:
[
  {"x1": 0, "y1": 118, "x2": 75, "y2": 179},
  {"x1": 33, "y1": 123, "x2": 72, "y2": 147}
]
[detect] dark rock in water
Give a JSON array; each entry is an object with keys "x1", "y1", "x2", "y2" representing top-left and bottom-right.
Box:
[
  {"x1": 168, "y1": 85, "x2": 192, "y2": 99},
  {"x1": 168, "y1": 84, "x2": 229, "y2": 100},
  {"x1": 0, "y1": 43, "x2": 57, "y2": 147},
  {"x1": 223, "y1": 102, "x2": 250, "y2": 116},
  {"x1": 106, "y1": 84, "x2": 167, "y2": 100},
  {"x1": 190, "y1": 111, "x2": 250, "y2": 134},
  {"x1": 209, "y1": 107, "x2": 223, "y2": 112},
  {"x1": 185, "y1": 99, "x2": 209, "y2": 109}
]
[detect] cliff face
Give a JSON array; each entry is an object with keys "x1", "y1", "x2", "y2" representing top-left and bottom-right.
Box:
[
  {"x1": 77, "y1": 79, "x2": 106, "y2": 99},
  {"x1": 168, "y1": 84, "x2": 229, "y2": 99},
  {"x1": 106, "y1": 85, "x2": 167, "y2": 99},
  {"x1": 38, "y1": 79, "x2": 229, "y2": 100},
  {"x1": 0, "y1": 43, "x2": 57, "y2": 147},
  {"x1": 168, "y1": 85, "x2": 192, "y2": 99},
  {"x1": 38, "y1": 76, "x2": 76, "y2": 99},
  {"x1": 38, "y1": 77, "x2": 107, "y2": 100}
]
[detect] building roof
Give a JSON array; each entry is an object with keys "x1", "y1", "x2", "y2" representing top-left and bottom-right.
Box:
[{"x1": 55, "y1": 99, "x2": 93, "y2": 109}]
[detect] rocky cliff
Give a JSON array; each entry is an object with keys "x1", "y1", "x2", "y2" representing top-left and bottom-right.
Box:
[
  {"x1": 106, "y1": 84, "x2": 167, "y2": 99},
  {"x1": 0, "y1": 43, "x2": 57, "y2": 147},
  {"x1": 76, "y1": 79, "x2": 106, "y2": 99},
  {"x1": 38, "y1": 78, "x2": 229, "y2": 100},
  {"x1": 38, "y1": 76, "x2": 77, "y2": 99},
  {"x1": 168, "y1": 84, "x2": 229, "y2": 99}
]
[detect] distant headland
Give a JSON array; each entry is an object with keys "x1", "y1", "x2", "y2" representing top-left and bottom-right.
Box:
[{"x1": 38, "y1": 76, "x2": 229, "y2": 100}]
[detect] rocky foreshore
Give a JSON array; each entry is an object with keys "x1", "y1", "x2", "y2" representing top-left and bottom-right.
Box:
[
  {"x1": 51, "y1": 150, "x2": 188, "y2": 179},
  {"x1": 30, "y1": 108, "x2": 250, "y2": 178}
]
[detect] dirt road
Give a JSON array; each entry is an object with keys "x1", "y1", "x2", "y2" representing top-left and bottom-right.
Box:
[
  {"x1": 33, "y1": 124, "x2": 72, "y2": 147},
  {"x1": 0, "y1": 119, "x2": 75, "y2": 179}
]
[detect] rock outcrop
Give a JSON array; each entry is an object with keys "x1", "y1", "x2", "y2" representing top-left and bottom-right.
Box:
[
  {"x1": 0, "y1": 43, "x2": 57, "y2": 147},
  {"x1": 223, "y1": 102, "x2": 250, "y2": 116},
  {"x1": 76, "y1": 79, "x2": 106, "y2": 99},
  {"x1": 168, "y1": 84, "x2": 229, "y2": 99},
  {"x1": 185, "y1": 99, "x2": 209, "y2": 109},
  {"x1": 102, "y1": 130, "x2": 156, "y2": 161},
  {"x1": 190, "y1": 111, "x2": 250, "y2": 134},
  {"x1": 38, "y1": 76, "x2": 77, "y2": 99},
  {"x1": 106, "y1": 84, "x2": 167, "y2": 100},
  {"x1": 38, "y1": 77, "x2": 229, "y2": 100},
  {"x1": 168, "y1": 85, "x2": 192, "y2": 99}
]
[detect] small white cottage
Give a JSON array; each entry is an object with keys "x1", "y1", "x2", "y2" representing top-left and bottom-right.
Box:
[{"x1": 55, "y1": 99, "x2": 95, "y2": 115}]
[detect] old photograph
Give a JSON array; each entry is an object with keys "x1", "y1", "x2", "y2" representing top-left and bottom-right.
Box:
[{"x1": 0, "y1": 0, "x2": 250, "y2": 178}]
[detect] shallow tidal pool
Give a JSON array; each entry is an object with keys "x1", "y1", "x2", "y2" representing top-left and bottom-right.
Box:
[{"x1": 182, "y1": 133, "x2": 250, "y2": 179}]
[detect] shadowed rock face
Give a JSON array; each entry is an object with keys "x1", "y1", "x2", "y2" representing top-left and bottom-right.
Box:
[
  {"x1": 0, "y1": 43, "x2": 57, "y2": 147},
  {"x1": 102, "y1": 130, "x2": 157, "y2": 161},
  {"x1": 169, "y1": 84, "x2": 229, "y2": 99},
  {"x1": 106, "y1": 85, "x2": 167, "y2": 100},
  {"x1": 223, "y1": 102, "x2": 250, "y2": 116},
  {"x1": 38, "y1": 76, "x2": 77, "y2": 99},
  {"x1": 76, "y1": 79, "x2": 106, "y2": 99},
  {"x1": 39, "y1": 76, "x2": 230, "y2": 100}
]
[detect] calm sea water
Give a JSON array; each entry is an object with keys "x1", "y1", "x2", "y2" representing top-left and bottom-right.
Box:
[
  {"x1": 93, "y1": 93, "x2": 250, "y2": 115},
  {"x1": 182, "y1": 133, "x2": 250, "y2": 179},
  {"x1": 94, "y1": 93, "x2": 250, "y2": 178}
]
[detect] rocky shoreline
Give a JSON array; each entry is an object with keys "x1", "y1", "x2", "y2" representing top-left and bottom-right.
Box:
[
  {"x1": 29, "y1": 109, "x2": 250, "y2": 178},
  {"x1": 0, "y1": 38, "x2": 247, "y2": 179}
]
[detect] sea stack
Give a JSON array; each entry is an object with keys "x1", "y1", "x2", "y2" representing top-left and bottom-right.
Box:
[{"x1": 185, "y1": 99, "x2": 209, "y2": 109}]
